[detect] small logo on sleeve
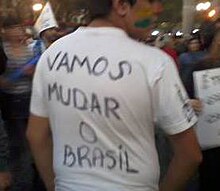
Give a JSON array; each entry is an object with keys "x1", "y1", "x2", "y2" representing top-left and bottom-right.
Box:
[{"x1": 175, "y1": 84, "x2": 195, "y2": 122}]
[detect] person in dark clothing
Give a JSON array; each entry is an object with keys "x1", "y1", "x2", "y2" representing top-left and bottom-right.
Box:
[
  {"x1": 0, "y1": 120, "x2": 11, "y2": 190},
  {"x1": 181, "y1": 27, "x2": 220, "y2": 191},
  {"x1": 179, "y1": 36, "x2": 206, "y2": 99},
  {"x1": 0, "y1": 41, "x2": 11, "y2": 191},
  {"x1": 193, "y1": 29, "x2": 220, "y2": 191},
  {"x1": 0, "y1": 17, "x2": 46, "y2": 191}
]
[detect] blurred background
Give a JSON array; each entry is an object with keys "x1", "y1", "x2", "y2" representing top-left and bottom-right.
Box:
[{"x1": 0, "y1": 0, "x2": 220, "y2": 38}]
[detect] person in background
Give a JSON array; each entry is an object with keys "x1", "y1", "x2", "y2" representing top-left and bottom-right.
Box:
[
  {"x1": 155, "y1": 34, "x2": 179, "y2": 70},
  {"x1": 180, "y1": 22, "x2": 220, "y2": 191},
  {"x1": 34, "y1": 2, "x2": 63, "y2": 48},
  {"x1": 0, "y1": 40, "x2": 11, "y2": 191},
  {"x1": 39, "y1": 28, "x2": 60, "y2": 48},
  {"x1": 27, "y1": 0, "x2": 202, "y2": 191},
  {"x1": 193, "y1": 29, "x2": 220, "y2": 191},
  {"x1": 174, "y1": 35, "x2": 188, "y2": 56},
  {"x1": 0, "y1": 17, "x2": 40, "y2": 191},
  {"x1": 179, "y1": 36, "x2": 206, "y2": 99}
]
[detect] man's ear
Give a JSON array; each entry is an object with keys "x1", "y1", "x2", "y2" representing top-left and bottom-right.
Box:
[{"x1": 112, "y1": 0, "x2": 131, "y2": 17}]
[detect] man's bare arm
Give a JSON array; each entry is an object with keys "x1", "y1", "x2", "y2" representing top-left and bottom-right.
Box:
[
  {"x1": 26, "y1": 114, "x2": 55, "y2": 191},
  {"x1": 159, "y1": 127, "x2": 202, "y2": 191}
]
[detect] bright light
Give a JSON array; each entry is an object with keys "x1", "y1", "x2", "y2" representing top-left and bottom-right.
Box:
[
  {"x1": 208, "y1": 9, "x2": 216, "y2": 17},
  {"x1": 196, "y1": 3, "x2": 204, "y2": 11},
  {"x1": 168, "y1": 33, "x2": 172, "y2": 36},
  {"x1": 196, "y1": 2, "x2": 211, "y2": 11},
  {"x1": 151, "y1": 30, "x2": 160, "y2": 36},
  {"x1": 204, "y1": 2, "x2": 211, "y2": 10},
  {"x1": 176, "y1": 31, "x2": 183, "y2": 37},
  {"x1": 32, "y1": 3, "x2": 43, "y2": 12},
  {"x1": 192, "y1": 29, "x2": 200, "y2": 34}
]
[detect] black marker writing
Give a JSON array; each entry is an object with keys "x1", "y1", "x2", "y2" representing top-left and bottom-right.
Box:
[
  {"x1": 48, "y1": 82, "x2": 121, "y2": 120},
  {"x1": 205, "y1": 113, "x2": 220, "y2": 124},
  {"x1": 47, "y1": 53, "x2": 132, "y2": 81},
  {"x1": 205, "y1": 92, "x2": 220, "y2": 105},
  {"x1": 63, "y1": 144, "x2": 139, "y2": 174}
]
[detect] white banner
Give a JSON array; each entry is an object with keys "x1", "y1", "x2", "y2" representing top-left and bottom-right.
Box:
[
  {"x1": 34, "y1": 2, "x2": 58, "y2": 36},
  {"x1": 193, "y1": 68, "x2": 220, "y2": 150}
]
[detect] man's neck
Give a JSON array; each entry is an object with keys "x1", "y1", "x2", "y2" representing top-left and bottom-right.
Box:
[
  {"x1": 89, "y1": 18, "x2": 115, "y2": 27},
  {"x1": 88, "y1": 18, "x2": 126, "y2": 31}
]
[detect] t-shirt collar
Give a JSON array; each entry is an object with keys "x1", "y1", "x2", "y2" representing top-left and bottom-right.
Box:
[{"x1": 75, "y1": 26, "x2": 128, "y2": 38}]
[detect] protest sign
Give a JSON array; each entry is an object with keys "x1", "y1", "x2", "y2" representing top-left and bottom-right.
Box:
[{"x1": 194, "y1": 68, "x2": 220, "y2": 149}]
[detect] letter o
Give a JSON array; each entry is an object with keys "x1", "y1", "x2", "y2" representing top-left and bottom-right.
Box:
[
  {"x1": 92, "y1": 57, "x2": 108, "y2": 76},
  {"x1": 79, "y1": 121, "x2": 98, "y2": 144}
]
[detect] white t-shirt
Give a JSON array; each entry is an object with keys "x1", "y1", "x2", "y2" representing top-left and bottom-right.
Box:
[{"x1": 31, "y1": 27, "x2": 197, "y2": 191}]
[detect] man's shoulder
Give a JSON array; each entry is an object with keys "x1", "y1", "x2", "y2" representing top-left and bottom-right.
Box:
[
  {"x1": 122, "y1": 38, "x2": 169, "y2": 59},
  {"x1": 118, "y1": 38, "x2": 174, "y2": 71},
  {"x1": 40, "y1": 33, "x2": 73, "y2": 56},
  {"x1": 124, "y1": 40, "x2": 174, "y2": 76},
  {"x1": 43, "y1": 29, "x2": 169, "y2": 66},
  {"x1": 50, "y1": 32, "x2": 73, "y2": 48}
]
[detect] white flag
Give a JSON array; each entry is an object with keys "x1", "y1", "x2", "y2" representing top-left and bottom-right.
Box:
[{"x1": 34, "y1": 2, "x2": 58, "y2": 36}]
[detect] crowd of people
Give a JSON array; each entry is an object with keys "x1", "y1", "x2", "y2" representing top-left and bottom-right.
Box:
[
  {"x1": 0, "y1": 0, "x2": 220, "y2": 191},
  {"x1": 154, "y1": 19, "x2": 220, "y2": 191}
]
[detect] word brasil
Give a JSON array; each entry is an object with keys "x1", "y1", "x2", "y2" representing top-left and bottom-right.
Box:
[
  {"x1": 63, "y1": 144, "x2": 139, "y2": 174},
  {"x1": 63, "y1": 121, "x2": 139, "y2": 174}
]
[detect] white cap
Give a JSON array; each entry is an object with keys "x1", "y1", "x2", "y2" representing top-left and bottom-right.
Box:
[{"x1": 34, "y1": 2, "x2": 58, "y2": 36}]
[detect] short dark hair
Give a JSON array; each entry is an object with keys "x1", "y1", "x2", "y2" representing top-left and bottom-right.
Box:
[
  {"x1": 127, "y1": 0, "x2": 137, "y2": 5},
  {"x1": 87, "y1": 0, "x2": 113, "y2": 20},
  {"x1": 80, "y1": 0, "x2": 137, "y2": 20}
]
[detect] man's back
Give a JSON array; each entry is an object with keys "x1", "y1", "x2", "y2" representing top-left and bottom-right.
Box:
[
  {"x1": 31, "y1": 27, "x2": 198, "y2": 191},
  {"x1": 28, "y1": 1, "x2": 202, "y2": 191}
]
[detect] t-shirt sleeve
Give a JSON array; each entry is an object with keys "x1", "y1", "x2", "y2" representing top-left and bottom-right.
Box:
[
  {"x1": 30, "y1": 54, "x2": 49, "y2": 117},
  {"x1": 152, "y1": 56, "x2": 197, "y2": 135}
]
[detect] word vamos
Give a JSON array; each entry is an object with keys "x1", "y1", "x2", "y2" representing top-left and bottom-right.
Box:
[{"x1": 47, "y1": 52, "x2": 132, "y2": 81}]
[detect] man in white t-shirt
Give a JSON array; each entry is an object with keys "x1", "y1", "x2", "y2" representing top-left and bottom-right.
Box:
[{"x1": 27, "y1": 0, "x2": 202, "y2": 191}]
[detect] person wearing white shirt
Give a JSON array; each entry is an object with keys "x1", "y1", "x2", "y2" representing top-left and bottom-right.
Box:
[{"x1": 27, "y1": 0, "x2": 202, "y2": 191}]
